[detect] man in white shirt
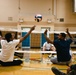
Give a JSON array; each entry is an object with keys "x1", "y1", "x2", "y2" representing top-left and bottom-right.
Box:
[
  {"x1": 42, "y1": 41, "x2": 56, "y2": 57},
  {"x1": 43, "y1": 41, "x2": 56, "y2": 51},
  {"x1": 0, "y1": 25, "x2": 35, "y2": 66}
]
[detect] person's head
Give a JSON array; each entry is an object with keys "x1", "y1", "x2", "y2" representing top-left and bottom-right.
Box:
[
  {"x1": 11, "y1": 32, "x2": 15, "y2": 39},
  {"x1": 5, "y1": 33, "x2": 13, "y2": 42},
  {"x1": 58, "y1": 33, "x2": 66, "y2": 40},
  {"x1": 47, "y1": 40, "x2": 50, "y2": 43}
]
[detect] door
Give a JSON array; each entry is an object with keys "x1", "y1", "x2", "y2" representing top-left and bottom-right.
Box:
[{"x1": 21, "y1": 27, "x2": 30, "y2": 48}]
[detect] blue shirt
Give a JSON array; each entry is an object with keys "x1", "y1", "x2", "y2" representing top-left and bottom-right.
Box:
[{"x1": 54, "y1": 39, "x2": 72, "y2": 62}]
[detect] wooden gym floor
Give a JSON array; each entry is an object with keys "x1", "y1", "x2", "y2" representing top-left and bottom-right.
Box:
[{"x1": 0, "y1": 48, "x2": 76, "y2": 75}]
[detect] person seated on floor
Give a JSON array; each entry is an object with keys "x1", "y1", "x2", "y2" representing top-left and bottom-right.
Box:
[
  {"x1": 44, "y1": 28, "x2": 73, "y2": 65},
  {"x1": 42, "y1": 41, "x2": 56, "y2": 57},
  {"x1": 0, "y1": 31, "x2": 3, "y2": 48},
  {"x1": 43, "y1": 41, "x2": 56, "y2": 51},
  {"x1": 0, "y1": 25, "x2": 35, "y2": 66},
  {"x1": 51, "y1": 64, "x2": 76, "y2": 75}
]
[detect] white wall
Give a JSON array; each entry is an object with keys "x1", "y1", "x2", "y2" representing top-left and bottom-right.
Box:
[
  {"x1": 0, "y1": 0, "x2": 18, "y2": 22},
  {"x1": 0, "y1": 0, "x2": 53, "y2": 22}
]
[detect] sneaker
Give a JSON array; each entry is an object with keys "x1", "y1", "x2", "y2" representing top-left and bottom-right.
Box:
[
  {"x1": 51, "y1": 67, "x2": 66, "y2": 75},
  {"x1": 48, "y1": 54, "x2": 52, "y2": 58},
  {"x1": 48, "y1": 54, "x2": 55, "y2": 58}
]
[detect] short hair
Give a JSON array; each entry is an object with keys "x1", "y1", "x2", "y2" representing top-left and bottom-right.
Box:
[
  {"x1": 5, "y1": 33, "x2": 12, "y2": 42},
  {"x1": 60, "y1": 33, "x2": 66, "y2": 38}
]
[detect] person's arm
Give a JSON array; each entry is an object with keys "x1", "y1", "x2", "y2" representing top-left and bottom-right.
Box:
[
  {"x1": 67, "y1": 64, "x2": 76, "y2": 74},
  {"x1": 19, "y1": 25, "x2": 35, "y2": 43},
  {"x1": 66, "y1": 28, "x2": 73, "y2": 40},
  {"x1": 44, "y1": 29, "x2": 53, "y2": 44},
  {"x1": 43, "y1": 45, "x2": 46, "y2": 51},
  {"x1": 50, "y1": 45, "x2": 56, "y2": 51},
  {"x1": 67, "y1": 67, "x2": 71, "y2": 74}
]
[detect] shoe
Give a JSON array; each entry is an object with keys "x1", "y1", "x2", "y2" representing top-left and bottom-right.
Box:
[
  {"x1": 48, "y1": 54, "x2": 52, "y2": 58},
  {"x1": 51, "y1": 67, "x2": 66, "y2": 75}
]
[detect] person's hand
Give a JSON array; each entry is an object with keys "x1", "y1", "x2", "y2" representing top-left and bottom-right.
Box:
[
  {"x1": 44, "y1": 29, "x2": 47, "y2": 35},
  {"x1": 66, "y1": 28, "x2": 69, "y2": 33},
  {"x1": 67, "y1": 67, "x2": 71, "y2": 74},
  {"x1": 30, "y1": 25, "x2": 36, "y2": 31}
]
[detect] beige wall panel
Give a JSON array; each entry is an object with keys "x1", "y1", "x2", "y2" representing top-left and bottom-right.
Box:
[
  {"x1": 56, "y1": 0, "x2": 76, "y2": 24},
  {"x1": 55, "y1": 27, "x2": 76, "y2": 31},
  {"x1": 0, "y1": 0, "x2": 18, "y2": 22},
  {"x1": 0, "y1": 0, "x2": 53, "y2": 22},
  {"x1": 0, "y1": 0, "x2": 76, "y2": 32}
]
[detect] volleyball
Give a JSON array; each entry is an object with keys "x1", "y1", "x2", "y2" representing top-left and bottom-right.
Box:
[{"x1": 35, "y1": 14, "x2": 42, "y2": 22}]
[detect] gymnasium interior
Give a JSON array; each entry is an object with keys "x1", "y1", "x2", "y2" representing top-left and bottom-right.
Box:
[{"x1": 0, "y1": 0, "x2": 76, "y2": 75}]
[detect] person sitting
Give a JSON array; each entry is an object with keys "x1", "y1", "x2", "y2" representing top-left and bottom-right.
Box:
[
  {"x1": 43, "y1": 41, "x2": 56, "y2": 51},
  {"x1": 51, "y1": 64, "x2": 76, "y2": 75},
  {"x1": 44, "y1": 28, "x2": 73, "y2": 65},
  {"x1": 0, "y1": 30, "x2": 3, "y2": 48},
  {"x1": 43, "y1": 41, "x2": 56, "y2": 57},
  {"x1": 0, "y1": 25, "x2": 35, "y2": 66}
]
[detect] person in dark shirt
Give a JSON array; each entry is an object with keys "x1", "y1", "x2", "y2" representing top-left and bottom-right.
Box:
[
  {"x1": 51, "y1": 64, "x2": 76, "y2": 75},
  {"x1": 44, "y1": 28, "x2": 73, "y2": 65},
  {"x1": 0, "y1": 31, "x2": 3, "y2": 48}
]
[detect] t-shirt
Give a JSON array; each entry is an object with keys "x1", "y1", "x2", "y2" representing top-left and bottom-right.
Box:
[
  {"x1": 54, "y1": 39, "x2": 72, "y2": 62},
  {"x1": 0, "y1": 35, "x2": 2, "y2": 48},
  {"x1": 43, "y1": 42, "x2": 54, "y2": 50},
  {"x1": 0, "y1": 39, "x2": 20, "y2": 62}
]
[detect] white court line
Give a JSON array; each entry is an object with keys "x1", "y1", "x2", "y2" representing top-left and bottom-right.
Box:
[{"x1": 21, "y1": 67, "x2": 51, "y2": 70}]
